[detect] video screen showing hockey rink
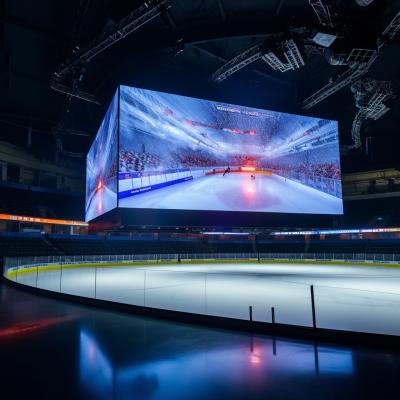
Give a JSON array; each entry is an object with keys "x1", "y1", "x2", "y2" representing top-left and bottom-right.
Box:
[
  {"x1": 118, "y1": 86, "x2": 343, "y2": 214},
  {"x1": 85, "y1": 90, "x2": 118, "y2": 222}
]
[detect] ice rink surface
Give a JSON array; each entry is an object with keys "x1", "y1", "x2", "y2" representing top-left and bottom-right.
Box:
[
  {"x1": 15, "y1": 262, "x2": 400, "y2": 336},
  {"x1": 86, "y1": 186, "x2": 117, "y2": 221},
  {"x1": 118, "y1": 173, "x2": 343, "y2": 214}
]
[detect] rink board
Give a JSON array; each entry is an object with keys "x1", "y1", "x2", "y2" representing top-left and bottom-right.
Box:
[{"x1": 6, "y1": 261, "x2": 400, "y2": 336}]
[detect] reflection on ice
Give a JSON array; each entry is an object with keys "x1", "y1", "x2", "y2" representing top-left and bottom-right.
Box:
[{"x1": 79, "y1": 328, "x2": 354, "y2": 400}]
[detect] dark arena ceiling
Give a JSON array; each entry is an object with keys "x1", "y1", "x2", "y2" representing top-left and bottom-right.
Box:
[{"x1": 1, "y1": 0, "x2": 400, "y2": 172}]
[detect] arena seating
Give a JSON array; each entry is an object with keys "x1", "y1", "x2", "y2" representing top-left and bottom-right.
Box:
[
  {"x1": 49, "y1": 235, "x2": 115, "y2": 255},
  {"x1": 0, "y1": 186, "x2": 84, "y2": 220},
  {"x1": 0, "y1": 233, "x2": 399, "y2": 261},
  {"x1": 0, "y1": 232, "x2": 61, "y2": 257}
]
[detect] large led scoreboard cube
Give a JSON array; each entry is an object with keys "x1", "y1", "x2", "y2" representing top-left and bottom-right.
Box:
[{"x1": 85, "y1": 85, "x2": 343, "y2": 224}]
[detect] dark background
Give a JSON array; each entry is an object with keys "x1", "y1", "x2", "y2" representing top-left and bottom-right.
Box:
[{"x1": 1, "y1": 0, "x2": 399, "y2": 171}]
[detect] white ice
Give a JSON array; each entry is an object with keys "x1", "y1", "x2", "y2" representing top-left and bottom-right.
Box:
[
  {"x1": 13, "y1": 262, "x2": 400, "y2": 336},
  {"x1": 118, "y1": 173, "x2": 343, "y2": 215}
]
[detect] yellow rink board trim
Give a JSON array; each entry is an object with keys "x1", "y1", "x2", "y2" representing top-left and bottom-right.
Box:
[{"x1": 5, "y1": 258, "x2": 400, "y2": 278}]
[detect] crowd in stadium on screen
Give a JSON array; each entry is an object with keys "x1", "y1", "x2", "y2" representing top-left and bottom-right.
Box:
[
  {"x1": 177, "y1": 151, "x2": 219, "y2": 168},
  {"x1": 270, "y1": 162, "x2": 341, "y2": 179},
  {"x1": 119, "y1": 149, "x2": 340, "y2": 180},
  {"x1": 120, "y1": 150, "x2": 161, "y2": 172}
]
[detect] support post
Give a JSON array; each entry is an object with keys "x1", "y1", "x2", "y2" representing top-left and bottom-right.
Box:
[
  {"x1": 311, "y1": 285, "x2": 317, "y2": 329},
  {"x1": 271, "y1": 307, "x2": 275, "y2": 324},
  {"x1": 94, "y1": 266, "x2": 97, "y2": 299},
  {"x1": 249, "y1": 306, "x2": 253, "y2": 322},
  {"x1": 144, "y1": 270, "x2": 147, "y2": 307},
  {"x1": 60, "y1": 264, "x2": 63, "y2": 292}
]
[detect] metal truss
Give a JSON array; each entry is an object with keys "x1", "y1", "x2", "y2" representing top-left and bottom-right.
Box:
[
  {"x1": 262, "y1": 52, "x2": 292, "y2": 72},
  {"x1": 302, "y1": 10, "x2": 400, "y2": 110},
  {"x1": 262, "y1": 39, "x2": 305, "y2": 72},
  {"x1": 378, "y1": 10, "x2": 400, "y2": 49},
  {"x1": 55, "y1": 0, "x2": 170, "y2": 79},
  {"x1": 303, "y1": 49, "x2": 377, "y2": 109},
  {"x1": 361, "y1": 80, "x2": 394, "y2": 119},
  {"x1": 213, "y1": 37, "x2": 305, "y2": 82},
  {"x1": 309, "y1": 0, "x2": 334, "y2": 28},
  {"x1": 349, "y1": 79, "x2": 395, "y2": 148},
  {"x1": 50, "y1": 80, "x2": 100, "y2": 104},
  {"x1": 211, "y1": 44, "x2": 264, "y2": 82},
  {"x1": 365, "y1": 93, "x2": 391, "y2": 120},
  {"x1": 346, "y1": 48, "x2": 377, "y2": 68},
  {"x1": 350, "y1": 110, "x2": 365, "y2": 149},
  {"x1": 303, "y1": 67, "x2": 366, "y2": 110},
  {"x1": 282, "y1": 39, "x2": 305, "y2": 69}
]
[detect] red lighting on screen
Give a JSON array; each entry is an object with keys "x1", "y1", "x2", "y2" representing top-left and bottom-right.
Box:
[{"x1": 246, "y1": 185, "x2": 255, "y2": 193}]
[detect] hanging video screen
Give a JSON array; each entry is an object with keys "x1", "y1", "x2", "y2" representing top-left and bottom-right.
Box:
[
  {"x1": 118, "y1": 85, "x2": 343, "y2": 215},
  {"x1": 85, "y1": 89, "x2": 118, "y2": 222}
]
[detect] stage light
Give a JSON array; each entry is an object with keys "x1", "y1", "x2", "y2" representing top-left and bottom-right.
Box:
[{"x1": 312, "y1": 32, "x2": 337, "y2": 48}]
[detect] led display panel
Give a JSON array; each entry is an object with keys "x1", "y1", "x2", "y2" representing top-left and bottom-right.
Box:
[
  {"x1": 85, "y1": 89, "x2": 118, "y2": 221},
  {"x1": 117, "y1": 86, "x2": 343, "y2": 215}
]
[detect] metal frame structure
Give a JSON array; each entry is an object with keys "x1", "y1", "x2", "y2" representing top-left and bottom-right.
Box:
[
  {"x1": 213, "y1": 38, "x2": 305, "y2": 82},
  {"x1": 211, "y1": 44, "x2": 264, "y2": 82},
  {"x1": 282, "y1": 39, "x2": 306, "y2": 70},
  {"x1": 262, "y1": 39, "x2": 305, "y2": 72},
  {"x1": 350, "y1": 110, "x2": 365, "y2": 149},
  {"x1": 309, "y1": 0, "x2": 334, "y2": 28},
  {"x1": 50, "y1": 80, "x2": 100, "y2": 104},
  {"x1": 378, "y1": 10, "x2": 400, "y2": 49},
  {"x1": 55, "y1": 0, "x2": 170, "y2": 80},
  {"x1": 52, "y1": 0, "x2": 170, "y2": 103},
  {"x1": 303, "y1": 67, "x2": 367, "y2": 110},
  {"x1": 262, "y1": 52, "x2": 291, "y2": 73},
  {"x1": 302, "y1": 10, "x2": 400, "y2": 111},
  {"x1": 349, "y1": 79, "x2": 395, "y2": 148}
]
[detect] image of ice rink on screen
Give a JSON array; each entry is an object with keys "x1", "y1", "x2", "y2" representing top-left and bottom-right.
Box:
[
  {"x1": 118, "y1": 85, "x2": 343, "y2": 214},
  {"x1": 85, "y1": 90, "x2": 119, "y2": 222}
]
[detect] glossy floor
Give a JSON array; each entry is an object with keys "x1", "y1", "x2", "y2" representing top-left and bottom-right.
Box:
[{"x1": 1, "y1": 280, "x2": 400, "y2": 400}]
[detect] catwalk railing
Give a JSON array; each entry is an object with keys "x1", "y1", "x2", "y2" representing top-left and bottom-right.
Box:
[{"x1": 3, "y1": 253, "x2": 400, "y2": 337}]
